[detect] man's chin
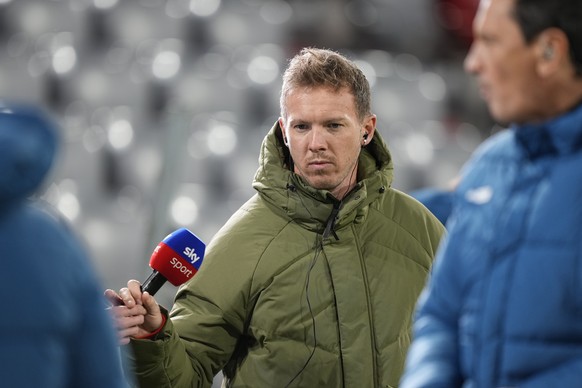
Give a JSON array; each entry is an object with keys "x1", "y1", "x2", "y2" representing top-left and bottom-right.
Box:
[
  {"x1": 305, "y1": 177, "x2": 334, "y2": 191},
  {"x1": 488, "y1": 104, "x2": 513, "y2": 126}
]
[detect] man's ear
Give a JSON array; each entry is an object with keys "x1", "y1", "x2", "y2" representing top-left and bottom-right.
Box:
[
  {"x1": 362, "y1": 115, "x2": 377, "y2": 145},
  {"x1": 278, "y1": 117, "x2": 288, "y2": 146},
  {"x1": 535, "y1": 28, "x2": 570, "y2": 77}
]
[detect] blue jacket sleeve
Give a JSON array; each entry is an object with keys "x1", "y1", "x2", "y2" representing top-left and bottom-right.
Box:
[
  {"x1": 400, "y1": 234, "x2": 464, "y2": 388},
  {"x1": 51, "y1": 211, "x2": 128, "y2": 388},
  {"x1": 68, "y1": 266, "x2": 128, "y2": 388}
]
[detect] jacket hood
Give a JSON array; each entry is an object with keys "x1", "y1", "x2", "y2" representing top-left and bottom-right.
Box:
[
  {"x1": 0, "y1": 103, "x2": 59, "y2": 203},
  {"x1": 252, "y1": 121, "x2": 393, "y2": 232}
]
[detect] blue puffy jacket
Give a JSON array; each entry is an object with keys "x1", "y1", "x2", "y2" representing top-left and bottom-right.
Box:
[
  {"x1": 401, "y1": 103, "x2": 582, "y2": 388},
  {"x1": 0, "y1": 103, "x2": 127, "y2": 388}
]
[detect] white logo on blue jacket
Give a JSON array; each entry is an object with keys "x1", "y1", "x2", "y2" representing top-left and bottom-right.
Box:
[{"x1": 465, "y1": 185, "x2": 493, "y2": 204}]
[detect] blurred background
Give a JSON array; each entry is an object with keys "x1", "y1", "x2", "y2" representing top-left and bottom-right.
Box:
[{"x1": 2, "y1": 0, "x2": 493, "y2": 333}]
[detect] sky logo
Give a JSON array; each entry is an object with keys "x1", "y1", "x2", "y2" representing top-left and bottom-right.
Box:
[
  {"x1": 183, "y1": 246, "x2": 202, "y2": 264},
  {"x1": 163, "y1": 228, "x2": 206, "y2": 271}
]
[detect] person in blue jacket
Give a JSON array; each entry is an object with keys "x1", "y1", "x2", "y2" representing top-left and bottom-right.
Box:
[
  {"x1": 401, "y1": 0, "x2": 582, "y2": 387},
  {"x1": 0, "y1": 102, "x2": 127, "y2": 388}
]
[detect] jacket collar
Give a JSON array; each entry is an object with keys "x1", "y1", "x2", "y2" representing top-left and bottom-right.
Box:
[
  {"x1": 514, "y1": 102, "x2": 582, "y2": 159},
  {"x1": 252, "y1": 121, "x2": 393, "y2": 234}
]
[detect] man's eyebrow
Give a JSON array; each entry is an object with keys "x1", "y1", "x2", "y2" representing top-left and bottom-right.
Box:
[
  {"x1": 287, "y1": 117, "x2": 348, "y2": 126},
  {"x1": 323, "y1": 117, "x2": 348, "y2": 124},
  {"x1": 287, "y1": 119, "x2": 308, "y2": 126}
]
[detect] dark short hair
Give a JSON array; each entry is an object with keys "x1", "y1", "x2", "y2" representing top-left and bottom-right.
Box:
[
  {"x1": 279, "y1": 47, "x2": 372, "y2": 122},
  {"x1": 513, "y1": 0, "x2": 582, "y2": 75}
]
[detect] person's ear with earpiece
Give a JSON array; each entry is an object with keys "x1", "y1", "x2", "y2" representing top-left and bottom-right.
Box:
[{"x1": 543, "y1": 45, "x2": 554, "y2": 60}]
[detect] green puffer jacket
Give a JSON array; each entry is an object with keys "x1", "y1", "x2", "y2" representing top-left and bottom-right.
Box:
[{"x1": 130, "y1": 122, "x2": 445, "y2": 388}]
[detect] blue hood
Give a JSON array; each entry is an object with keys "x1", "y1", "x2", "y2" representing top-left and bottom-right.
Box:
[{"x1": 0, "y1": 102, "x2": 59, "y2": 203}]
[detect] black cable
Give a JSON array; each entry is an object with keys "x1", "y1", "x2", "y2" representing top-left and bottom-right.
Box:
[{"x1": 284, "y1": 239, "x2": 322, "y2": 388}]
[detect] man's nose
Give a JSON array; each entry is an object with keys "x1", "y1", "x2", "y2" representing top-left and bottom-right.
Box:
[
  {"x1": 308, "y1": 128, "x2": 328, "y2": 151},
  {"x1": 464, "y1": 43, "x2": 480, "y2": 75}
]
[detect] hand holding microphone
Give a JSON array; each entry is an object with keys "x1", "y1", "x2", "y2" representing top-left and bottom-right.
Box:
[{"x1": 105, "y1": 228, "x2": 206, "y2": 344}]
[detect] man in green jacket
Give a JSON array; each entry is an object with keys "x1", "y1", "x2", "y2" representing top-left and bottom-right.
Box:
[{"x1": 107, "y1": 47, "x2": 444, "y2": 387}]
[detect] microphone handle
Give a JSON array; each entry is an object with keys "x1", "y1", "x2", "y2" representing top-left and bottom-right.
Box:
[{"x1": 141, "y1": 270, "x2": 167, "y2": 296}]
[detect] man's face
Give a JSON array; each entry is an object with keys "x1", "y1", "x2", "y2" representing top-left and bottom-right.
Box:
[
  {"x1": 279, "y1": 86, "x2": 375, "y2": 199},
  {"x1": 464, "y1": 0, "x2": 543, "y2": 124}
]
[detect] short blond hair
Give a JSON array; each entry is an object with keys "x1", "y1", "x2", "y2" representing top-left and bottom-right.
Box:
[{"x1": 280, "y1": 47, "x2": 372, "y2": 122}]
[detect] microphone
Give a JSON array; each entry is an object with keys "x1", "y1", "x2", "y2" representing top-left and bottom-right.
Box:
[{"x1": 141, "y1": 228, "x2": 206, "y2": 296}]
